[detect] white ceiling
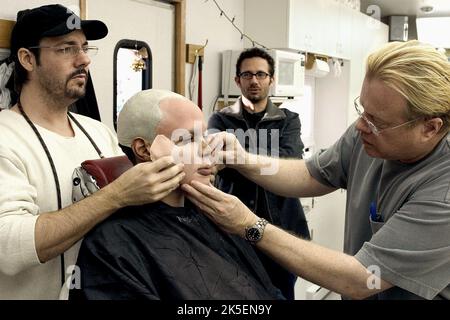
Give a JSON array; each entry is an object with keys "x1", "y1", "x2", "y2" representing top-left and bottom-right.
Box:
[{"x1": 361, "y1": 0, "x2": 450, "y2": 17}]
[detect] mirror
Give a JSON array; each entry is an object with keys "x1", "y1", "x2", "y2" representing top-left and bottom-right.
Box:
[{"x1": 113, "y1": 39, "x2": 152, "y2": 131}]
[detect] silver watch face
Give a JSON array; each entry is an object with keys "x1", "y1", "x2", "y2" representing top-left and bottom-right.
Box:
[{"x1": 246, "y1": 227, "x2": 262, "y2": 242}]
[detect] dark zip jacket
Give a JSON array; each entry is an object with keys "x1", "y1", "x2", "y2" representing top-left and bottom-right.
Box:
[{"x1": 208, "y1": 97, "x2": 310, "y2": 299}]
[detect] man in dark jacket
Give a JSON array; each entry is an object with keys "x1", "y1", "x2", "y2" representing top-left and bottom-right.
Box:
[{"x1": 208, "y1": 47, "x2": 310, "y2": 300}]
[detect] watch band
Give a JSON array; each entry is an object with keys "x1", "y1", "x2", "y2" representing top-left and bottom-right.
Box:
[
  {"x1": 255, "y1": 217, "x2": 268, "y2": 230},
  {"x1": 245, "y1": 217, "x2": 268, "y2": 243}
]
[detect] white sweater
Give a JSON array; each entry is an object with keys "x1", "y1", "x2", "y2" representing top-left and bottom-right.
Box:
[{"x1": 0, "y1": 110, "x2": 123, "y2": 299}]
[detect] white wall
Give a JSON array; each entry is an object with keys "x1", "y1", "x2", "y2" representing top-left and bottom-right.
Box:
[
  {"x1": 88, "y1": 0, "x2": 174, "y2": 130},
  {"x1": 185, "y1": 0, "x2": 245, "y2": 120},
  {"x1": 348, "y1": 12, "x2": 389, "y2": 125},
  {"x1": 314, "y1": 61, "x2": 350, "y2": 150},
  {"x1": 0, "y1": 0, "x2": 78, "y2": 20}
]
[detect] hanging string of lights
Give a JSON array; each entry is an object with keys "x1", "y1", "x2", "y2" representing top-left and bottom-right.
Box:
[{"x1": 205, "y1": 0, "x2": 270, "y2": 49}]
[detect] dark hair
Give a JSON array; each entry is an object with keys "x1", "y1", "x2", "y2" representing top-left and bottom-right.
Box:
[
  {"x1": 235, "y1": 47, "x2": 274, "y2": 77},
  {"x1": 13, "y1": 48, "x2": 41, "y2": 94},
  {"x1": 119, "y1": 144, "x2": 137, "y2": 165}
]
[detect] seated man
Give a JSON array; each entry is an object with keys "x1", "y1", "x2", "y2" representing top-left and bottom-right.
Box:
[{"x1": 69, "y1": 89, "x2": 283, "y2": 300}]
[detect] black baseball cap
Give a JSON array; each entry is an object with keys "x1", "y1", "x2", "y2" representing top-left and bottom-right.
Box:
[{"x1": 10, "y1": 4, "x2": 108, "y2": 57}]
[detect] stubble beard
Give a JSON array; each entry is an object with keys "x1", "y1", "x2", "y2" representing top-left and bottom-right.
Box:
[
  {"x1": 65, "y1": 80, "x2": 86, "y2": 100},
  {"x1": 244, "y1": 88, "x2": 269, "y2": 104},
  {"x1": 38, "y1": 68, "x2": 87, "y2": 103}
]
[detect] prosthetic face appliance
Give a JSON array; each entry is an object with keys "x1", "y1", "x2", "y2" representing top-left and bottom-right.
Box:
[{"x1": 149, "y1": 134, "x2": 212, "y2": 185}]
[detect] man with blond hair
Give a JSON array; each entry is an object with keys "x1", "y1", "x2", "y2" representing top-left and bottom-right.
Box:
[{"x1": 184, "y1": 41, "x2": 450, "y2": 300}]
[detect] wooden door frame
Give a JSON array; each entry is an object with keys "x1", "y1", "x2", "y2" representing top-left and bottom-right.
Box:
[
  {"x1": 172, "y1": 0, "x2": 186, "y2": 96},
  {"x1": 0, "y1": 19, "x2": 14, "y2": 49}
]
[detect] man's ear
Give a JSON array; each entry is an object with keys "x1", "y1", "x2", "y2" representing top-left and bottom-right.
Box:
[
  {"x1": 269, "y1": 76, "x2": 275, "y2": 86},
  {"x1": 17, "y1": 48, "x2": 36, "y2": 72},
  {"x1": 131, "y1": 138, "x2": 152, "y2": 162},
  {"x1": 234, "y1": 76, "x2": 241, "y2": 89},
  {"x1": 421, "y1": 117, "x2": 443, "y2": 141}
]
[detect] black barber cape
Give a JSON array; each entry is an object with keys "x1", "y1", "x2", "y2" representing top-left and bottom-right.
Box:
[{"x1": 70, "y1": 202, "x2": 284, "y2": 300}]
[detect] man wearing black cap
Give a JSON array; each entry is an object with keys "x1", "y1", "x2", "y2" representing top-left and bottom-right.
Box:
[{"x1": 0, "y1": 5, "x2": 185, "y2": 299}]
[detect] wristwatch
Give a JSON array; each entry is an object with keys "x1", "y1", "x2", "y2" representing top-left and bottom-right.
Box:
[{"x1": 245, "y1": 218, "x2": 268, "y2": 244}]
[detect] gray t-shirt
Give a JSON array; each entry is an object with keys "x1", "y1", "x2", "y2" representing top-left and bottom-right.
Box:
[{"x1": 305, "y1": 123, "x2": 450, "y2": 300}]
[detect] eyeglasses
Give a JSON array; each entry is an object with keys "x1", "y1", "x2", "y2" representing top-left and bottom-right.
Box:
[
  {"x1": 354, "y1": 96, "x2": 420, "y2": 136},
  {"x1": 239, "y1": 71, "x2": 271, "y2": 80},
  {"x1": 28, "y1": 45, "x2": 99, "y2": 58}
]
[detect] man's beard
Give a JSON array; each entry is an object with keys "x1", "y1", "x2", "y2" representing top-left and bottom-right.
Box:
[
  {"x1": 65, "y1": 68, "x2": 88, "y2": 99},
  {"x1": 244, "y1": 86, "x2": 269, "y2": 103},
  {"x1": 38, "y1": 68, "x2": 87, "y2": 101},
  {"x1": 245, "y1": 91, "x2": 266, "y2": 104}
]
